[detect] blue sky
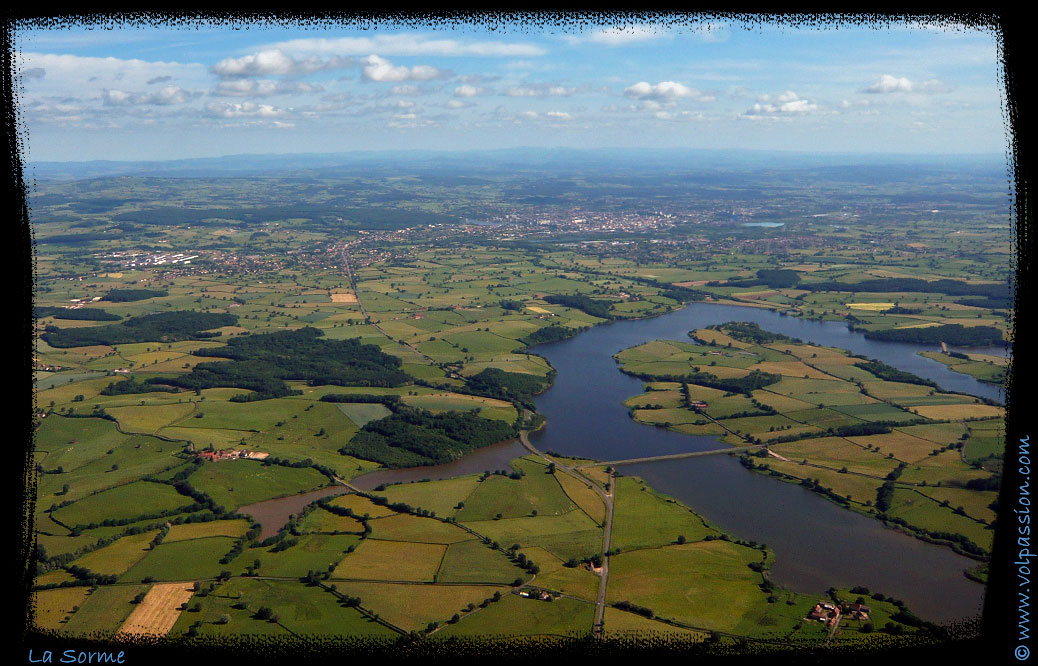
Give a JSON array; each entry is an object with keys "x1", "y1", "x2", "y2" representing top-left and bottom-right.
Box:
[{"x1": 13, "y1": 17, "x2": 1008, "y2": 162}]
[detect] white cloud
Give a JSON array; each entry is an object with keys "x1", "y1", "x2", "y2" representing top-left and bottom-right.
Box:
[
  {"x1": 546, "y1": 111, "x2": 572, "y2": 120},
  {"x1": 584, "y1": 25, "x2": 668, "y2": 46},
  {"x1": 360, "y1": 55, "x2": 448, "y2": 83},
  {"x1": 212, "y1": 49, "x2": 352, "y2": 78},
  {"x1": 203, "y1": 101, "x2": 287, "y2": 119},
  {"x1": 505, "y1": 84, "x2": 576, "y2": 97},
  {"x1": 454, "y1": 84, "x2": 480, "y2": 97},
  {"x1": 212, "y1": 79, "x2": 324, "y2": 97},
  {"x1": 861, "y1": 75, "x2": 952, "y2": 95},
  {"x1": 758, "y1": 90, "x2": 800, "y2": 103},
  {"x1": 653, "y1": 110, "x2": 704, "y2": 121},
  {"x1": 863, "y1": 74, "x2": 914, "y2": 94},
  {"x1": 624, "y1": 81, "x2": 713, "y2": 103},
  {"x1": 742, "y1": 90, "x2": 819, "y2": 116},
  {"x1": 389, "y1": 85, "x2": 421, "y2": 96},
  {"x1": 743, "y1": 98, "x2": 819, "y2": 116},
  {"x1": 103, "y1": 85, "x2": 198, "y2": 106},
  {"x1": 267, "y1": 34, "x2": 546, "y2": 58},
  {"x1": 18, "y1": 52, "x2": 207, "y2": 99}
]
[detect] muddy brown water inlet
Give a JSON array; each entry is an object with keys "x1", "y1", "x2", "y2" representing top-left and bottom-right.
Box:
[
  {"x1": 238, "y1": 486, "x2": 350, "y2": 541},
  {"x1": 350, "y1": 439, "x2": 527, "y2": 490}
]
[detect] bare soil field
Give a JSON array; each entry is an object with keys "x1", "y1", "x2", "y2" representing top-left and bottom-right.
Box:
[{"x1": 116, "y1": 582, "x2": 195, "y2": 638}]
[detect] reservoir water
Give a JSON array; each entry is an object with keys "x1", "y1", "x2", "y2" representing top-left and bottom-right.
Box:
[
  {"x1": 526, "y1": 302, "x2": 1004, "y2": 625},
  {"x1": 350, "y1": 302, "x2": 1007, "y2": 624}
]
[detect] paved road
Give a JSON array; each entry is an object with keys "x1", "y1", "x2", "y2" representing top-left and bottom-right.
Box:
[
  {"x1": 340, "y1": 245, "x2": 436, "y2": 365},
  {"x1": 580, "y1": 445, "x2": 764, "y2": 468},
  {"x1": 518, "y1": 428, "x2": 614, "y2": 638}
]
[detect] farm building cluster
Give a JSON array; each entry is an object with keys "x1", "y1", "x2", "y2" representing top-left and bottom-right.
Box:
[
  {"x1": 194, "y1": 449, "x2": 270, "y2": 462},
  {"x1": 806, "y1": 600, "x2": 870, "y2": 627}
]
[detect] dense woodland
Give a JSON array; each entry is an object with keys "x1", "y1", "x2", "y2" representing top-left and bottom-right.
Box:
[
  {"x1": 542, "y1": 293, "x2": 614, "y2": 320},
  {"x1": 42, "y1": 311, "x2": 237, "y2": 348},
  {"x1": 854, "y1": 360, "x2": 939, "y2": 387},
  {"x1": 802, "y1": 278, "x2": 1010, "y2": 308},
  {"x1": 863, "y1": 323, "x2": 1004, "y2": 346},
  {"x1": 150, "y1": 327, "x2": 410, "y2": 400},
  {"x1": 464, "y1": 368, "x2": 552, "y2": 405},
  {"x1": 35, "y1": 306, "x2": 121, "y2": 321},
  {"x1": 102, "y1": 288, "x2": 169, "y2": 302},
  {"x1": 339, "y1": 406, "x2": 518, "y2": 467},
  {"x1": 707, "y1": 321, "x2": 796, "y2": 345}
]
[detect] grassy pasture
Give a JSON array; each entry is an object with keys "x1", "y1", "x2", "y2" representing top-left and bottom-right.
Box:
[
  {"x1": 335, "y1": 402, "x2": 393, "y2": 427},
  {"x1": 915, "y1": 486, "x2": 998, "y2": 523},
  {"x1": 61, "y1": 584, "x2": 149, "y2": 637},
  {"x1": 330, "y1": 582, "x2": 507, "y2": 632},
  {"x1": 170, "y1": 578, "x2": 393, "y2": 637},
  {"x1": 436, "y1": 540, "x2": 524, "y2": 584},
  {"x1": 897, "y1": 450, "x2": 991, "y2": 486},
  {"x1": 455, "y1": 458, "x2": 577, "y2": 521},
  {"x1": 33, "y1": 587, "x2": 94, "y2": 632},
  {"x1": 106, "y1": 403, "x2": 197, "y2": 433},
  {"x1": 886, "y1": 488, "x2": 995, "y2": 551},
  {"x1": 119, "y1": 536, "x2": 236, "y2": 582},
  {"x1": 846, "y1": 431, "x2": 946, "y2": 463},
  {"x1": 612, "y1": 477, "x2": 719, "y2": 551},
  {"x1": 328, "y1": 494, "x2": 397, "y2": 518},
  {"x1": 402, "y1": 393, "x2": 518, "y2": 423},
  {"x1": 604, "y1": 607, "x2": 706, "y2": 638},
  {"x1": 297, "y1": 507, "x2": 366, "y2": 534},
  {"x1": 770, "y1": 437, "x2": 900, "y2": 477},
  {"x1": 516, "y1": 545, "x2": 601, "y2": 599},
  {"x1": 762, "y1": 460, "x2": 884, "y2": 504},
  {"x1": 435, "y1": 594, "x2": 594, "y2": 637},
  {"x1": 336, "y1": 539, "x2": 447, "y2": 582},
  {"x1": 166, "y1": 519, "x2": 251, "y2": 542},
  {"x1": 53, "y1": 482, "x2": 191, "y2": 528},
  {"x1": 70, "y1": 530, "x2": 159, "y2": 576},
  {"x1": 34, "y1": 416, "x2": 186, "y2": 509},
  {"x1": 462, "y1": 511, "x2": 603, "y2": 562},
  {"x1": 187, "y1": 459, "x2": 331, "y2": 511},
  {"x1": 554, "y1": 469, "x2": 606, "y2": 525},
  {"x1": 242, "y1": 534, "x2": 361, "y2": 578},
  {"x1": 368, "y1": 513, "x2": 474, "y2": 544},
  {"x1": 912, "y1": 404, "x2": 1004, "y2": 420},
  {"x1": 606, "y1": 540, "x2": 770, "y2": 633},
  {"x1": 376, "y1": 476, "x2": 482, "y2": 518}
]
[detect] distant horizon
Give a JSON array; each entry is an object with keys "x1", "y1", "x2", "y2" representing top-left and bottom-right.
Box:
[{"x1": 25, "y1": 145, "x2": 1008, "y2": 168}]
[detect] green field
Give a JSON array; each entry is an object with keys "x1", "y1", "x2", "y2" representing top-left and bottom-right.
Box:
[
  {"x1": 435, "y1": 594, "x2": 595, "y2": 637},
  {"x1": 30, "y1": 169, "x2": 1011, "y2": 645},
  {"x1": 188, "y1": 459, "x2": 332, "y2": 511},
  {"x1": 615, "y1": 323, "x2": 1004, "y2": 558},
  {"x1": 169, "y1": 578, "x2": 396, "y2": 637}
]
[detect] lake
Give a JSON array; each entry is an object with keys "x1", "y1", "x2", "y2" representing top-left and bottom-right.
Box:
[{"x1": 525, "y1": 302, "x2": 1000, "y2": 624}]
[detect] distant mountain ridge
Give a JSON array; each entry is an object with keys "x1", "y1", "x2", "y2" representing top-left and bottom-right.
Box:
[{"x1": 25, "y1": 148, "x2": 1006, "y2": 182}]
